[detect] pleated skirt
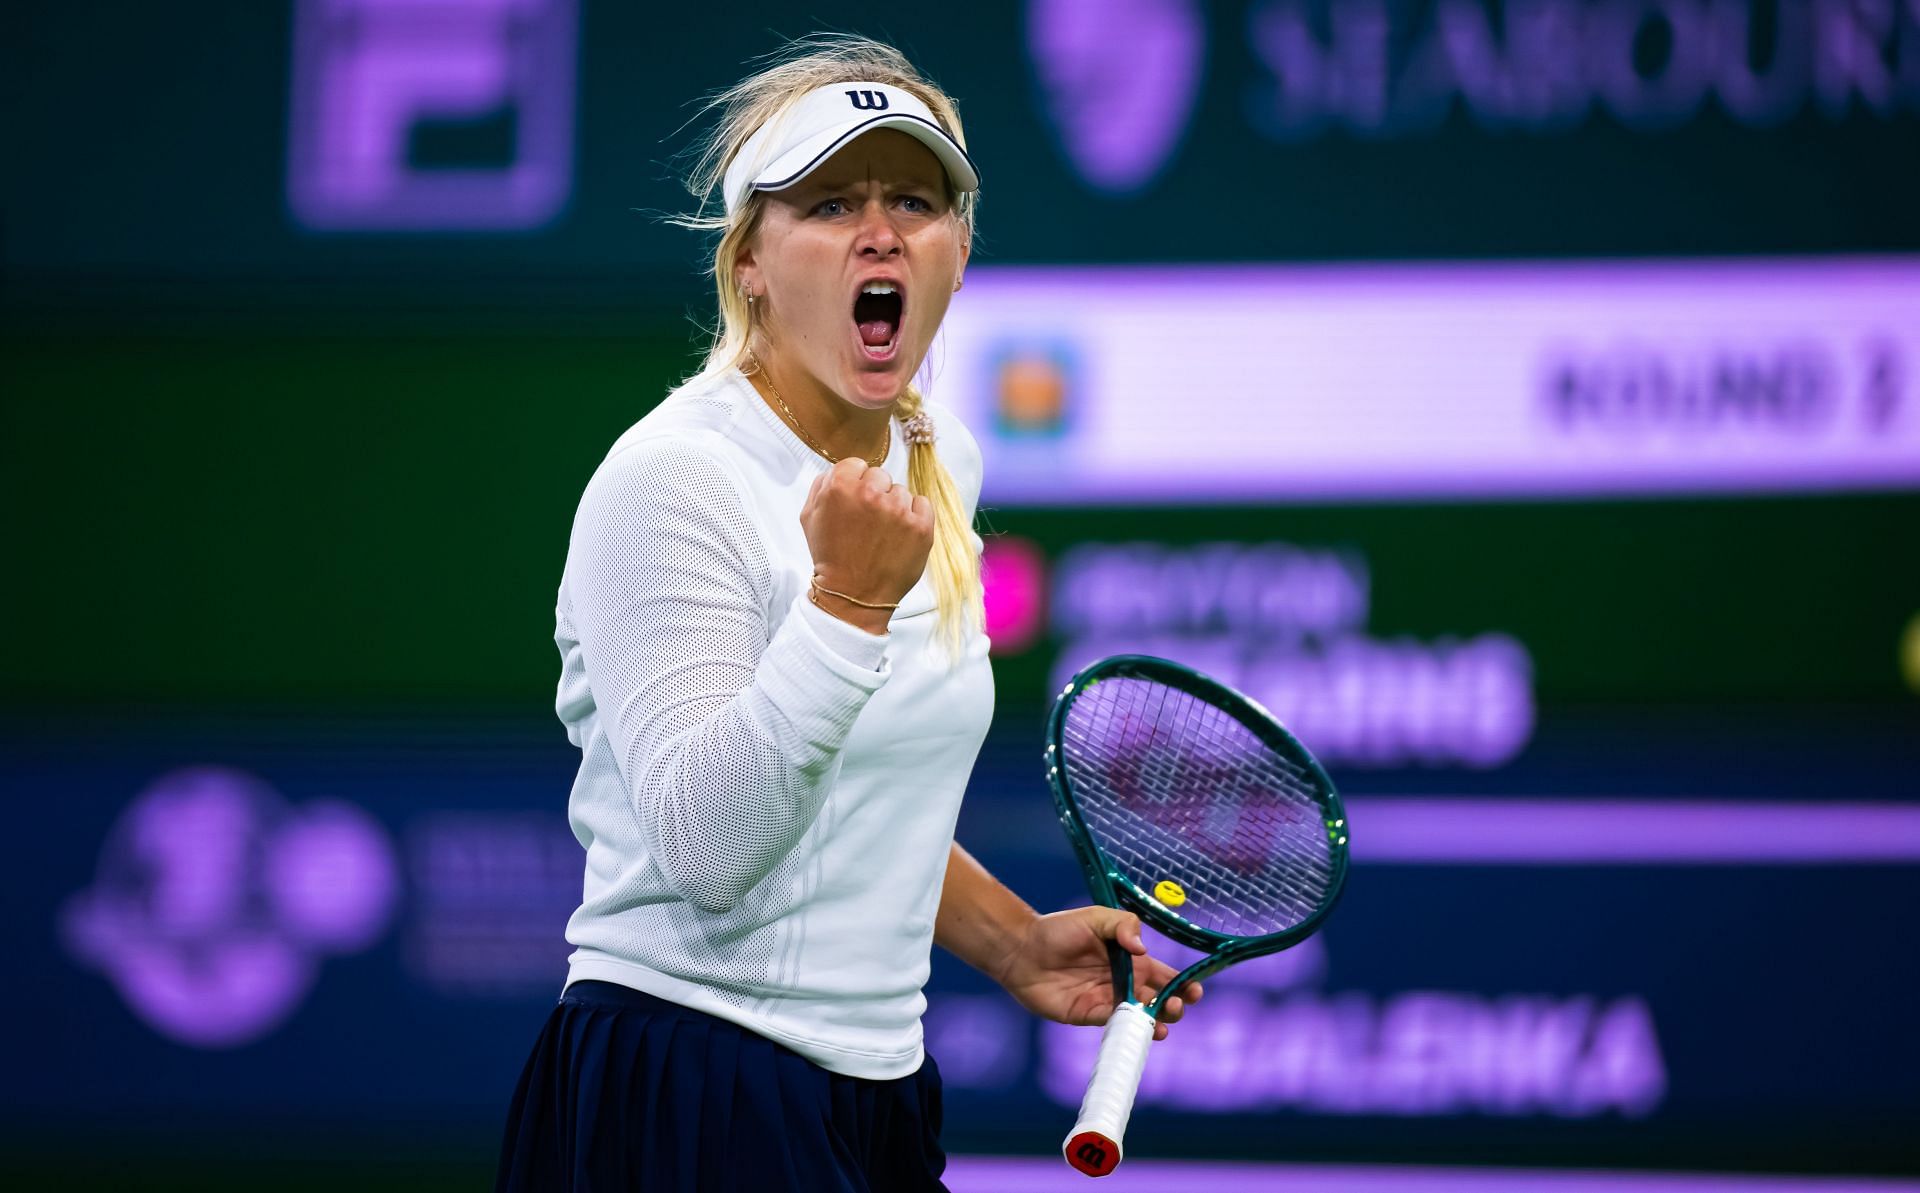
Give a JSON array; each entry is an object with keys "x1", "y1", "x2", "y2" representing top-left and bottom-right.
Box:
[{"x1": 495, "y1": 979, "x2": 947, "y2": 1192}]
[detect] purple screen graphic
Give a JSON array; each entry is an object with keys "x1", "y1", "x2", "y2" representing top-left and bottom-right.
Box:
[
  {"x1": 62, "y1": 767, "x2": 398, "y2": 1047},
  {"x1": 944, "y1": 1156, "x2": 1920, "y2": 1192},
  {"x1": 287, "y1": 0, "x2": 577, "y2": 230},
  {"x1": 1028, "y1": 0, "x2": 1206, "y2": 194}
]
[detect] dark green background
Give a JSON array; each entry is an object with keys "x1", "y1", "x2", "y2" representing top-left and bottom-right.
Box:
[
  {"x1": 5, "y1": 330, "x2": 1914, "y2": 714},
  {"x1": 10, "y1": 0, "x2": 1919, "y2": 319}
]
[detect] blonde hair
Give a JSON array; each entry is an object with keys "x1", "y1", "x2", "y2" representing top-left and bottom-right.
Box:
[{"x1": 677, "y1": 35, "x2": 983, "y2": 655}]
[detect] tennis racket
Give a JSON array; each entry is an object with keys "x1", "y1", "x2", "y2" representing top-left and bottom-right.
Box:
[{"x1": 1046, "y1": 654, "x2": 1350, "y2": 1177}]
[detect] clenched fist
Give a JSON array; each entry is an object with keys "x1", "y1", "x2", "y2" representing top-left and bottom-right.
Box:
[{"x1": 799, "y1": 457, "x2": 934, "y2": 634}]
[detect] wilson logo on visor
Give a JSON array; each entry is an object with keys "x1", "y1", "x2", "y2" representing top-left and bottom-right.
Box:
[{"x1": 846, "y1": 89, "x2": 889, "y2": 111}]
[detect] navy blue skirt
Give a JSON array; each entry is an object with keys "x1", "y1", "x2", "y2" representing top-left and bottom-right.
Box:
[{"x1": 495, "y1": 980, "x2": 947, "y2": 1192}]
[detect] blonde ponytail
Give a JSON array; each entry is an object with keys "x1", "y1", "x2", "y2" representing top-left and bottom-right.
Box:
[
  {"x1": 675, "y1": 35, "x2": 984, "y2": 656},
  {"x1": 896, "y1": 386, "x2": 984, "y2": 655}
]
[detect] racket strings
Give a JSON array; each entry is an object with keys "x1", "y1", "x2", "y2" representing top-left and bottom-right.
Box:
[
  {"x1": 1062, "y1": 676, "x2": 1335, "y2": 938},
  {"x1": 1064, "y1": 746, "x2": 1324, "y2": 934}
]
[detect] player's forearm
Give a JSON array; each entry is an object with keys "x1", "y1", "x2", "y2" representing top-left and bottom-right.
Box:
[
  {"x1": 934, "y1": 841, "x2": 1039, "y2": 987},
  {"x1": 616, "y1": 596, "x2": 890, "y2": 915}
]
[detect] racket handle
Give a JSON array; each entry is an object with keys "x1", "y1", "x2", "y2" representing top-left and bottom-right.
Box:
[{"x1": 1062, "y1": 1001, "x2": 1156, "y2": 1177}]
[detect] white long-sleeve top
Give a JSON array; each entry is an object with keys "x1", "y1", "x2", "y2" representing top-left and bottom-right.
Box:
[{"x1": 553, "y1": 365, "x2": 995, "y2": 1079}]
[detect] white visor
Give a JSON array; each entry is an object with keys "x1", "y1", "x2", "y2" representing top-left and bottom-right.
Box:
[{"x1": 721, "y1": 81, "x2": 979, "y2": 216}]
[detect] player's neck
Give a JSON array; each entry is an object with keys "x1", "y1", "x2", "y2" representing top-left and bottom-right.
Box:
[{"x1": 746, "y1": 354, "x2": 893, "y2": 462}]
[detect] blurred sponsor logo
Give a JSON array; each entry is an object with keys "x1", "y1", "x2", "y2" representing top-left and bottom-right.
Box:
[
  {"x1": 1249, "y1": 0, "x2": 1920, "y2": 142},
  {"x1": 1027, "y1": 0, "x2": 1207, "y2": 193},
  {"x1": 62, "y1": 768, "x2": 398, "y2": 1047},
  {"x1": 404, "y1": 812, "x2": 578, "y2": 994},
  {"x1": 287, "y1": 0, "x2": 577, "y2": 230}
]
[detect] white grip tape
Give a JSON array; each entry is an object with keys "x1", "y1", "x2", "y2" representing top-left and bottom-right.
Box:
[{"x1": 1062, "y1": 1002, "x2": 1156, "y2": 1176}]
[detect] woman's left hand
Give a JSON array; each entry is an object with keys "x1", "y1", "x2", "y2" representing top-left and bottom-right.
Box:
[{"x1": 995, "y1": 907, "x2": 1202, "y2": 1042}]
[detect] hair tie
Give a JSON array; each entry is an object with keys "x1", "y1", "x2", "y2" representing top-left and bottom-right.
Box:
[{"x1": 900, "y1": 412, "x2": 936, "y2": 446}]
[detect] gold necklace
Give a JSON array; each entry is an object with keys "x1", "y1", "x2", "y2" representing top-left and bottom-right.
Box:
[{"x1": 750, "y1": 358, "x2": 889, "y2": 468}]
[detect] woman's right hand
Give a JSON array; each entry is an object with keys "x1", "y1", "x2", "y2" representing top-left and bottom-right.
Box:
[{"x1": 799, "y1": 457, "x2": 934, "y2": 634}]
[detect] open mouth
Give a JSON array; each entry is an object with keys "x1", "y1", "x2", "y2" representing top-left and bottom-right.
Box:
[{"x1": 853, "y1": 282, "x2": 904, "y2": 361}]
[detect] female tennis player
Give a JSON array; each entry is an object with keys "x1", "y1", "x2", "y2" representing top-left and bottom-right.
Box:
[{"x1": 495, "y1": 36, "x2": 1200, "y2": 1191}]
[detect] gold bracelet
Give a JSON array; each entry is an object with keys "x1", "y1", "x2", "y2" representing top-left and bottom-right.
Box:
[{"x1": 809, "y1": 575, "x2": 900, "y2": 610}]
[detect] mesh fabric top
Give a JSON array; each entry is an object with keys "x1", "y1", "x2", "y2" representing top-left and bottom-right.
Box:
[
  {"x1": 553, "y1": 366, "x2": 995, "y2": 1079},
  {"x1": 1060, "y1": 675, "x2": 1335, "y2": 940}
]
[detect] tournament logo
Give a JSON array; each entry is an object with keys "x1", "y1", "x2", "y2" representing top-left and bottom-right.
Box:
[
  {"x1": 990, "y1": 341, "x2": 1077, "y2": 438},
  {"x1": 62, "y1": 767, "x2": 399, "y2": 1047}
]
